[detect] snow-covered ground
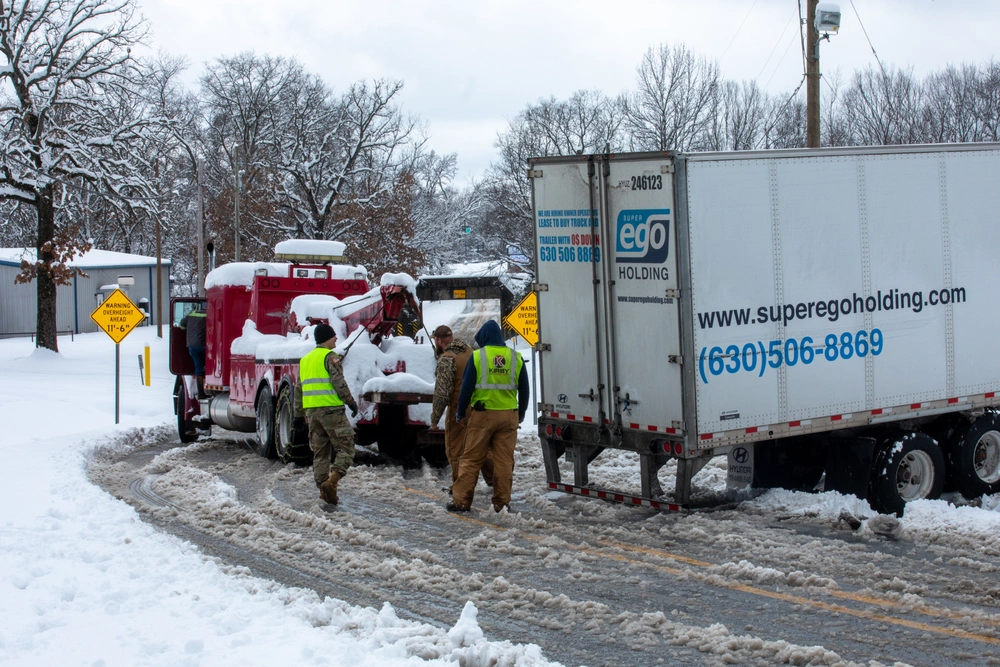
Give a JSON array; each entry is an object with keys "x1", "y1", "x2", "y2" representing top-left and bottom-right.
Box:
[
  {"x1": 0, "y1": 329, "x2": 554, "y2": 667},
  {"x1": 3, "y1": 304, "x2": 1000, "y2": 666}
]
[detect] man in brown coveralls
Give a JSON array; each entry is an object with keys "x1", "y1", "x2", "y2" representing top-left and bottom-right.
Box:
[
  {"x1": 296, "y1": 323, "x2": 359, "y2": 505},
  {"x1": 429, "y1": 325, "x2": 493, "y2": 491}
]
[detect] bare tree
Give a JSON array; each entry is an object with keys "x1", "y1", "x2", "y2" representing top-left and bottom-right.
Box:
[
  {"x1": 708, "y1": 80, "x2": 768, "y2": 151},
  {"x1": 479, "y1": 90, "x2": 623, "y2": 273},
  {"x1": 0, "y1": 0, "x2": 155, "y2": 351},
  {"x1": 623, "y1": 43, "x2": 720, "y2": 151},
  {"x1": 842, "y1": 65, "x2": 924, "y2": 146}
]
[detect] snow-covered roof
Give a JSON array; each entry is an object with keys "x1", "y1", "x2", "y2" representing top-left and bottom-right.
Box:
[{"x1": 0, "y1": 247, "x2": 172, "y2": 268}]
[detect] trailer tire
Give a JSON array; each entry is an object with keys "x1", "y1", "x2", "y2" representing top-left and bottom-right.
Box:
[
  {"x1": 946, "y1": 413, "x2": 1000, "y2": 499},
  {"x1": 175, "y1": 377, "x2": 198, "y2": 444},
  {"x1": 869, "y1": 432, "x2": 944, "y2": 517},
  {"x1": 253, "y1": 384, "x2": 277, "y2": 459}
]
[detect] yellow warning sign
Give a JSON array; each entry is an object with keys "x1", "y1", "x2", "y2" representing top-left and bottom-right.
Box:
[
  {"x1": 90, "y1": 288, "x2": 146, "y2": 344},
  {"x1": 502, "y1": 292, "x2": 538, "y2": 346}
]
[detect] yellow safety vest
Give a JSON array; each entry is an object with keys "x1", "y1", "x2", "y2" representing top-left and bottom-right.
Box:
[
  {"x1": 470, "y1": 345, "x2": 523, "y2": 411},
  {"x1": 300, "y1": 348, "x2": 344, "y2": 409}
]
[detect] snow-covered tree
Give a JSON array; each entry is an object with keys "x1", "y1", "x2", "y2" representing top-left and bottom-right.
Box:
[{"x1": 0, "y1": 0, "x2": 156, "y2": 351}]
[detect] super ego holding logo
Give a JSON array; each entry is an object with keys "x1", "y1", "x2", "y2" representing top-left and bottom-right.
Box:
[{"x1": 616, "y1": 209, "x2": 670, "y2": 264}]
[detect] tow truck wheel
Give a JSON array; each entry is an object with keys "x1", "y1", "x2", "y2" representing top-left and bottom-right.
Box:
[
  {"x1": 275, "y1": 385, "x2": 308, "y2": 463},
  {"x1": 175, "y1": 377, "x2": 197, "y2": 444},
  {"x1": 946, "y1": 413, "x2": 1000, "y2": 499},
  {"x1": 254, "y1": 384, "x2": 277, "y2": 459},
  {"x1": 869, "y1": 432, "x2": 944, "y2": 516}
]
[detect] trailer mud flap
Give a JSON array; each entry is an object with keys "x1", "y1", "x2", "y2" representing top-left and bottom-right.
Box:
[{"x1": 825, "y1": 437, "x2": 876, "y2": 499}]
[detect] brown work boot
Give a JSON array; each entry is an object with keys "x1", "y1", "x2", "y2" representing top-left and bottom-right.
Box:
[{"x1": 319, "y1": 470, "x2": 342, "y2": 505}]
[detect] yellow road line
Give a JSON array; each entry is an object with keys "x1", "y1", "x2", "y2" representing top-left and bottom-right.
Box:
[{"x1": 403, "y1": 485, "x2": 1000, "y2": 645}]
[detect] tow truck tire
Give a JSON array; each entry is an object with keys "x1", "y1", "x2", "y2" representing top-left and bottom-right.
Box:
[
  {"x1": 868, "y1": 432, "x2": 944, "y2": 517},
  {"x1": 254, "y1": 384, "x2": 277, "y2": 459},
  {"x1": 946, "y1": 413, "x2": 1000, "y2": 499},
  {"x1": 175, "y1": 377, "x2": 197, "y2": 444},
  {"x1": 275, "y1": 384, "x2": 310, "y2": 463}
]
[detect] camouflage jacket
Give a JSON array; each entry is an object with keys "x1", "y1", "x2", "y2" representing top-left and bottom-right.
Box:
[
  {"x1": 430, "y1": 340, "x2": 473, "y2": 425},
  {"x1": 295, "y1": 350, "x2": 358, "y2": 418}
]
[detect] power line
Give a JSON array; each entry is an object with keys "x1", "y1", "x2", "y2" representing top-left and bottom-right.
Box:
[
  {"x1": 720, "y1": 0, "x2": 759, "y2": 63},
  {"x1": 755, "y1": 7, "x2": 799, "y2": 86},
  {"x1": 798, "y1": 0, "x2": 807, "y2": 73},
  {"x1": 764, "y1": 26, "x2": 802, "y2": 90},
  {"x1": 849, "y1": 0, "x2": 889, "y2": 80}
]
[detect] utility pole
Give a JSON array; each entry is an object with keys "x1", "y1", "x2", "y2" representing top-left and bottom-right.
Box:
[
  {"x1": 806, "y1": 0, "x2": 820, "y2": 148},
  {"x1": 155, "y1": 215, "x2": 163, "y2": 338},
  {"x1": 196, "y1": 158, "x2": 205, "y2": 296},
  {"x1": 234, "y1": 168, "x2": 242, "y2": 263},
  {"x1": 154, "y1": 160, "x2": 163, "y2": 338}
]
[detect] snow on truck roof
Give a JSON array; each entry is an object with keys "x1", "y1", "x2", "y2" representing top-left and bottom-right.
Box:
[
  {"x1": 0, "y1": 247, "x2": 172, "y2": 268},
  {"x1": 273, "y1": 239, "x2": 346, "y2": 261},
  {"x1": 205, "y1": 261, "x2": 368, "y2": 289}
]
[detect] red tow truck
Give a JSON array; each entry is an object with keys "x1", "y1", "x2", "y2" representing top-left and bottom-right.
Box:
[{"x1": 169, "y1": 240, "x2": 441, "y2": 463}]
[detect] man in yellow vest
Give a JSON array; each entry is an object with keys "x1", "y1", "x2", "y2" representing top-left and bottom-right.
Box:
[
  {"x1": 429, "y1": 325, "x2": 494, "y2": 491},
  {"x1": 448, "y1": 320, "x2": 529, "y2": 513},
  {"x1": 297, "y1": 323, "x2": 359, "y2": 505}
]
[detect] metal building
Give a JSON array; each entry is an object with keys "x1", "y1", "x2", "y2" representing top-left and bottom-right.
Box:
[{"x1": 0, "y1": 248, "x2": 172, "y2": 337}]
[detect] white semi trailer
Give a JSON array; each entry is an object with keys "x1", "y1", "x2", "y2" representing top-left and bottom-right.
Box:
[{"x1": 530, "y1": 143, "x2": 1000, "y2": 515}]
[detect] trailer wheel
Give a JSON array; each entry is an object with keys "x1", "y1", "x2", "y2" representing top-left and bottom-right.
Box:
[
  {"x1": 869, "y1": 432, "x2": 944, "y2": 516},
  {"x1": 275, "y1": 385, "x2": 308, "y2": 463},
  {"x1": 946, "y1": 413, "x2": 1000, "y2": 499},
  {"x1": 175, "y1": 377, "x2": 197, "y2": 444},
  {"x1": 253, "y1": 384, "x2": 277, "y2": 459}
]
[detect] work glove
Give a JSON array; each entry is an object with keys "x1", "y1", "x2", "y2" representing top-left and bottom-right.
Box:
[{"x1": 350, "y1": 405, "x2": 359, "y2": 418}]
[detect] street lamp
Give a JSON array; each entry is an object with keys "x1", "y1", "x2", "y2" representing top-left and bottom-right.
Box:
[{"x1": 806, "y1": 1, "x2": 841, "y2": 148}]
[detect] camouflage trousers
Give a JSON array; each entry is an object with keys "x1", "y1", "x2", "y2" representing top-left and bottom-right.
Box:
[{"x1": 308, "y1": 407, "x2": 356, "y2": 487}]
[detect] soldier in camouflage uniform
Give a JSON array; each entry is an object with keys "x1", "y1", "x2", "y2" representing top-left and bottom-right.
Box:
[
  {"x1": 430, "y1": 325, "x2": 493, "y2": 490},
  {"x1": 296, "y1": 323, "x2": 359, "y2": 505}
]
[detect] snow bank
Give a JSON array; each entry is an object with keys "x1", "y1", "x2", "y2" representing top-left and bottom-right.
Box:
[{"x1": 0, "y1": 333, "x2": 560, "y2": 667}]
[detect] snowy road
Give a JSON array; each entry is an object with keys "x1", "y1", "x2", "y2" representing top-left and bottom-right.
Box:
[{"x1": 90, "y1": 429, "x2": 1000, "y2": 667}]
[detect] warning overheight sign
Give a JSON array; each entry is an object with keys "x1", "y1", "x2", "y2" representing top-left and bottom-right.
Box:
[
  {"x1": 502, "y1": 292, "x2": 538, "y2": 346},
  {"x1": 90, "y1": 288, "x2": 146, "y2": 344}
]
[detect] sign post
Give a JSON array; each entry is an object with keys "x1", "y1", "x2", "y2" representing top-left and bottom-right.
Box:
[
  {"x1": 90, "y1": 288, "x2": 148, "y2": 424},
  {"x1": 502, "y1": 292, "x2": 539, "y2": 425}
]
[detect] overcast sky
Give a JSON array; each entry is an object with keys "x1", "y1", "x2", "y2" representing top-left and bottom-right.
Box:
[{"x1": 138, "y1": 0, "x2": 999, "y2": 182}]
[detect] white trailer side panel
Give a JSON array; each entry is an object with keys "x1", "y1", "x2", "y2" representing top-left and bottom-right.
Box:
[
  {"x1": 532, "y1": 163, "x2": 606, "y2": 422},
  {"x1": 946, "y1": 152, "x2": 1000, "y2": 395},
  {"x1": 602, "y1": 158, "x2": 683, "y2": 433},
  {"x1": 685, "y1": 148, "x2": 1000, "y2": 437}
]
